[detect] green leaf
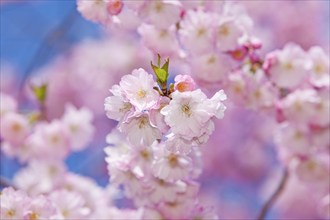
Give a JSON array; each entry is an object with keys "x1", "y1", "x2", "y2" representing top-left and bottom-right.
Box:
[
  {"x1": 161, "y1": 58, "x2": 169, "y2": 74},
  {"x1": 151, "y1": 62, "x2": 167, "y2": 83},
  {"x1": 151, "y1": 55, "x2": 170, "y2": 90},
  {"x1": 155, "y1": 68, "x2": 168, "y2": 83},
  {"x1": 31, "y1": 84, "x2": 47, "y2": 103},
  {"x1": 157, "y1": 54, "x2": 161, "y2": 67}
]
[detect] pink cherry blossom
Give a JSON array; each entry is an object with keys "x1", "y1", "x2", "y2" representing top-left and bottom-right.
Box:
[
  {"x1": 140, "y1": 0, "x2": 182, "y2": 29},
  {"x1": 24, "y1": 195, "x2": 57, "y2": 220},
  {"x1": 215, "y1": 17, "x2": 244, "y2": 52},
  {"x1": 49, "y1": 190, "x2": 90, "y2": 219},
  {"x1": 165, "y1": 133, "x2": 196, "y2": 154},
  {"x1": 149, "y1": 97, "x2": 170, "y2": 134},
  {"x1": 147, "y1": 178, "x2": 186, "y2": 204},
  {"x1": 152, "y1": 146, "x2": 192, "y2": 181},
  {"x1": 0, "y1": 112, "x2": 30, "y2": 145},
  {"x1": 77, "y1": 0, "x2": 111, "y2": 25},
  {"x1": 138, "y1": 24, "x2": 180, "y2": 57},
  {"x1": 280, "y1": 89, "x2": 319, "y2": 126},
  {"x1": 107, "y1": 0, "x2": 123, "y2": 16},
  {"x1": 293, "y1": 154, "x2": 330, "y2": 190},
  {"x1": 119, "y1": 113, "x2": 162, "y2": 146},
  {"x1": 275, "y1": 123, "x2": 310, "y2": 161},
  {"x1": 28, "y1": 120, "x2": 70, "y2": 159},
  {"x1": 61, "y1": 104, "x2": 94, "y2": 151},
  {"x1": 319, "y1": 194, "x2": 330, "y2": 220},
  {"x1": 0, "y1": 93, "x2": 17, "y2": 117},
  {"x1": 161, "y1": 89, "x2": 226, "y2": 140},
  {"x1": 0, "y1": 187, "x2": 30, "y2": 220},
  {"x1": 174, "y1": 74, "x2": 196, "y2": 92},
  {"x1": 63, "y1": 173, "x2": 110, "y2": 217},
  {"x1": 308, "y1": 46, "x2": 330, "y2": 87},
  {"x1": 119, "y1": 68, "x2": 160, "y2": 111},
  {"x1": 179, "y1": 9, "x2": 215, "y2": 55},
  {"x1": 265, "y1": 43, "x2": 311, "y2": 89},
  {"x1": 14, "y1": 160, "x2": 67, "y2": 196},
  {"x1": 189, "y1": 52, "x2": 233, "y2": 83},
  {"x1": 104, "y1": 85, "x2": 134, "y2": 122}
]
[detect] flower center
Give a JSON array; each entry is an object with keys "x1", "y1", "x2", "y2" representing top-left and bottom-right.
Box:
[
  {"x1": 70, "y1": 124, "x2": 79, "y2": 133},
  {"x1": 181, "y1": 104, "x2": 192, "y2": 117},
  {"x1": 167, "y1": 154, "x2": 179, "y2": 167},
  {"x1": 294, "y1": 131, "x2": 303, "y2": 140},
  {"x1": 28, "y1": 212, "x2": 39, "y2": 220},
  {"x1": 137, "y1": 89, "x2": 147, "y2": 99},
  {"x1": 154, "y1": 2, "x2": 163, "y2": 12},
  {"x1": 253, "y1": 89, "x2": 261, "y2": 99},
  {"x1": 233, "y1": 83, "x2": 243, "y2": 93},
  {"x1": 62, "y1": 209, "x2": 69, "y2": 218},
  {"x1": 95, "y1": 0, "x2": 104, "y2": 5},
  {"x1": 50, "y1": 135, "x2": 60, "y2": 144},
  {"x1": 207, "y1": 55, "x2": 216, "y2": 64},
  {"x1": 138, "y1": 117, "x2": 148, "y2": 129},
  {"x1": 6, "y1": 209, "x2": 15, "y2": 217},
  {"x1": 314, "y1": 64, "x2": 324, "y2": 74},
  {"x1": 196, "y1": 28, "x2": 206, "y2": 37},
  {"x1": 306, "y1": 160, "x2": 316, "y2": 171},
  {"x1": 219, "y1": 24, "x2": 229, "y2": 36},
  {"x1": 159, "y1": 30, "x2": 168, "y2": 38},
  {"x1": 120, "y1": 102, "x2": 132, "y2": 112},
  {"x1": 177, "y1": 82, "x2": 189, "y2": 92},
  {"x1": 284, "y1": 62, "x2": 293, "y2": 70},
  {"x1": 140, "y1": 149, "x2": 150, "y2": 160},
  {"x1": 11, "y1": 123, "x2": 22, "y2": 133},
  {"x1": 112, "y1": 1, "x2": 122, "y2": 10}
]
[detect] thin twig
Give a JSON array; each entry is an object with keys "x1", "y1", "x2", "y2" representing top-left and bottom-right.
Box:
[
  {"x1": 257, "y1": 168, "x2": 289, "y2": 220},
  {"x1": 19, "y1": 6, "x2": 77, "y2": 90}
]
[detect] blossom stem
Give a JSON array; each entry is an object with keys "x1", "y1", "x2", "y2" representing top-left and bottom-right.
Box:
[
  {"x1": 0, "y1": 176, "x2": 17, "y2": 189},
  {"x1": 257, "y1": 168, "x2": 289, "y2": 220},
  {"x1": 39, "y1": 101, "x2": 48, "y2": 121}
]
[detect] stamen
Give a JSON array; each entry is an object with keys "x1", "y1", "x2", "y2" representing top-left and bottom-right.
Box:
[
  {"x1": 167, "y1": 154, "x2": 178, "y2": 167},
  {"x1": 219, "y1": 25, "x2": 229, "y2": 36},
  {"x1": 181, "y1": 104, "x2": 192, "y2": 117},
  {"x1": 137, "y1": 89, "x2": 147, "y2": 98},
  {"x1": 138, "y1": 117, "x2": 148, "y2": 129}
]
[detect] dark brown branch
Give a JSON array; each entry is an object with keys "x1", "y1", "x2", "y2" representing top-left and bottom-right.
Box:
[{"x1": 257, "y1": 168, "x2": 289, "y2": 220}]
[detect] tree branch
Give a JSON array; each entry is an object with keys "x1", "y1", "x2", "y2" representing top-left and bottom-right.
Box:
[
  {"x1": 19, "y1": 6, "x2": 77, "y2": 90},
  {"x1": 257, "y1": 168, "x2": 289, "y2": 220}
]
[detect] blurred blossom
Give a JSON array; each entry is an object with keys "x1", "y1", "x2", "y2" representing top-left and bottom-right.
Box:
[{"x1": 1, "y1": 1, "x2": 329, "y2": 219}]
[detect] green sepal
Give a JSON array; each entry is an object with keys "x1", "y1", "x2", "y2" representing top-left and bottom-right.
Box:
[
  {"x1": 161, "y1": 58, "x2": 169, "y2": 74},
  {"x1": 31, "y1": 84, "x2": 47, "y2": 104},
  {"x1": 151, "y1": 63, "x2": 168, "y2": 83},
  {"x1": 27, "y1": 112, "x2": 42, "y2": 124},
  {"x1": 169, "y1": 83, "x2": 175, "y2": 93}
]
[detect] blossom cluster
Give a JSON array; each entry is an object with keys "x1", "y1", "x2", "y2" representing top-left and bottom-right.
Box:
[
  {"x1": 78, "y1": 0, "x2": 330, "y2": 217},
  {"x1": 104, "y1": 67, "x2": 226, "y2": 152},
  {"x1": 103, "y1": 58, "x2": 226, "y2": 218},
  {"x1": 77, "y1": 0, "x2": 258, "y2": 83},
  {"x1": 0, "y1": 93, "x2": 94, "y2": 162},
  {"x1": 0, "y1": 1, "x2": 329, "y2": 219},
  {"x1": 269, "y1": 45, "x2": 330, "y2": 216},
  {"x1": 202, "y1": 38, "x2": 330, "y2": 219},
  {"x1": 1, "y1": 169, "x2": 139, "y2": 219}
]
